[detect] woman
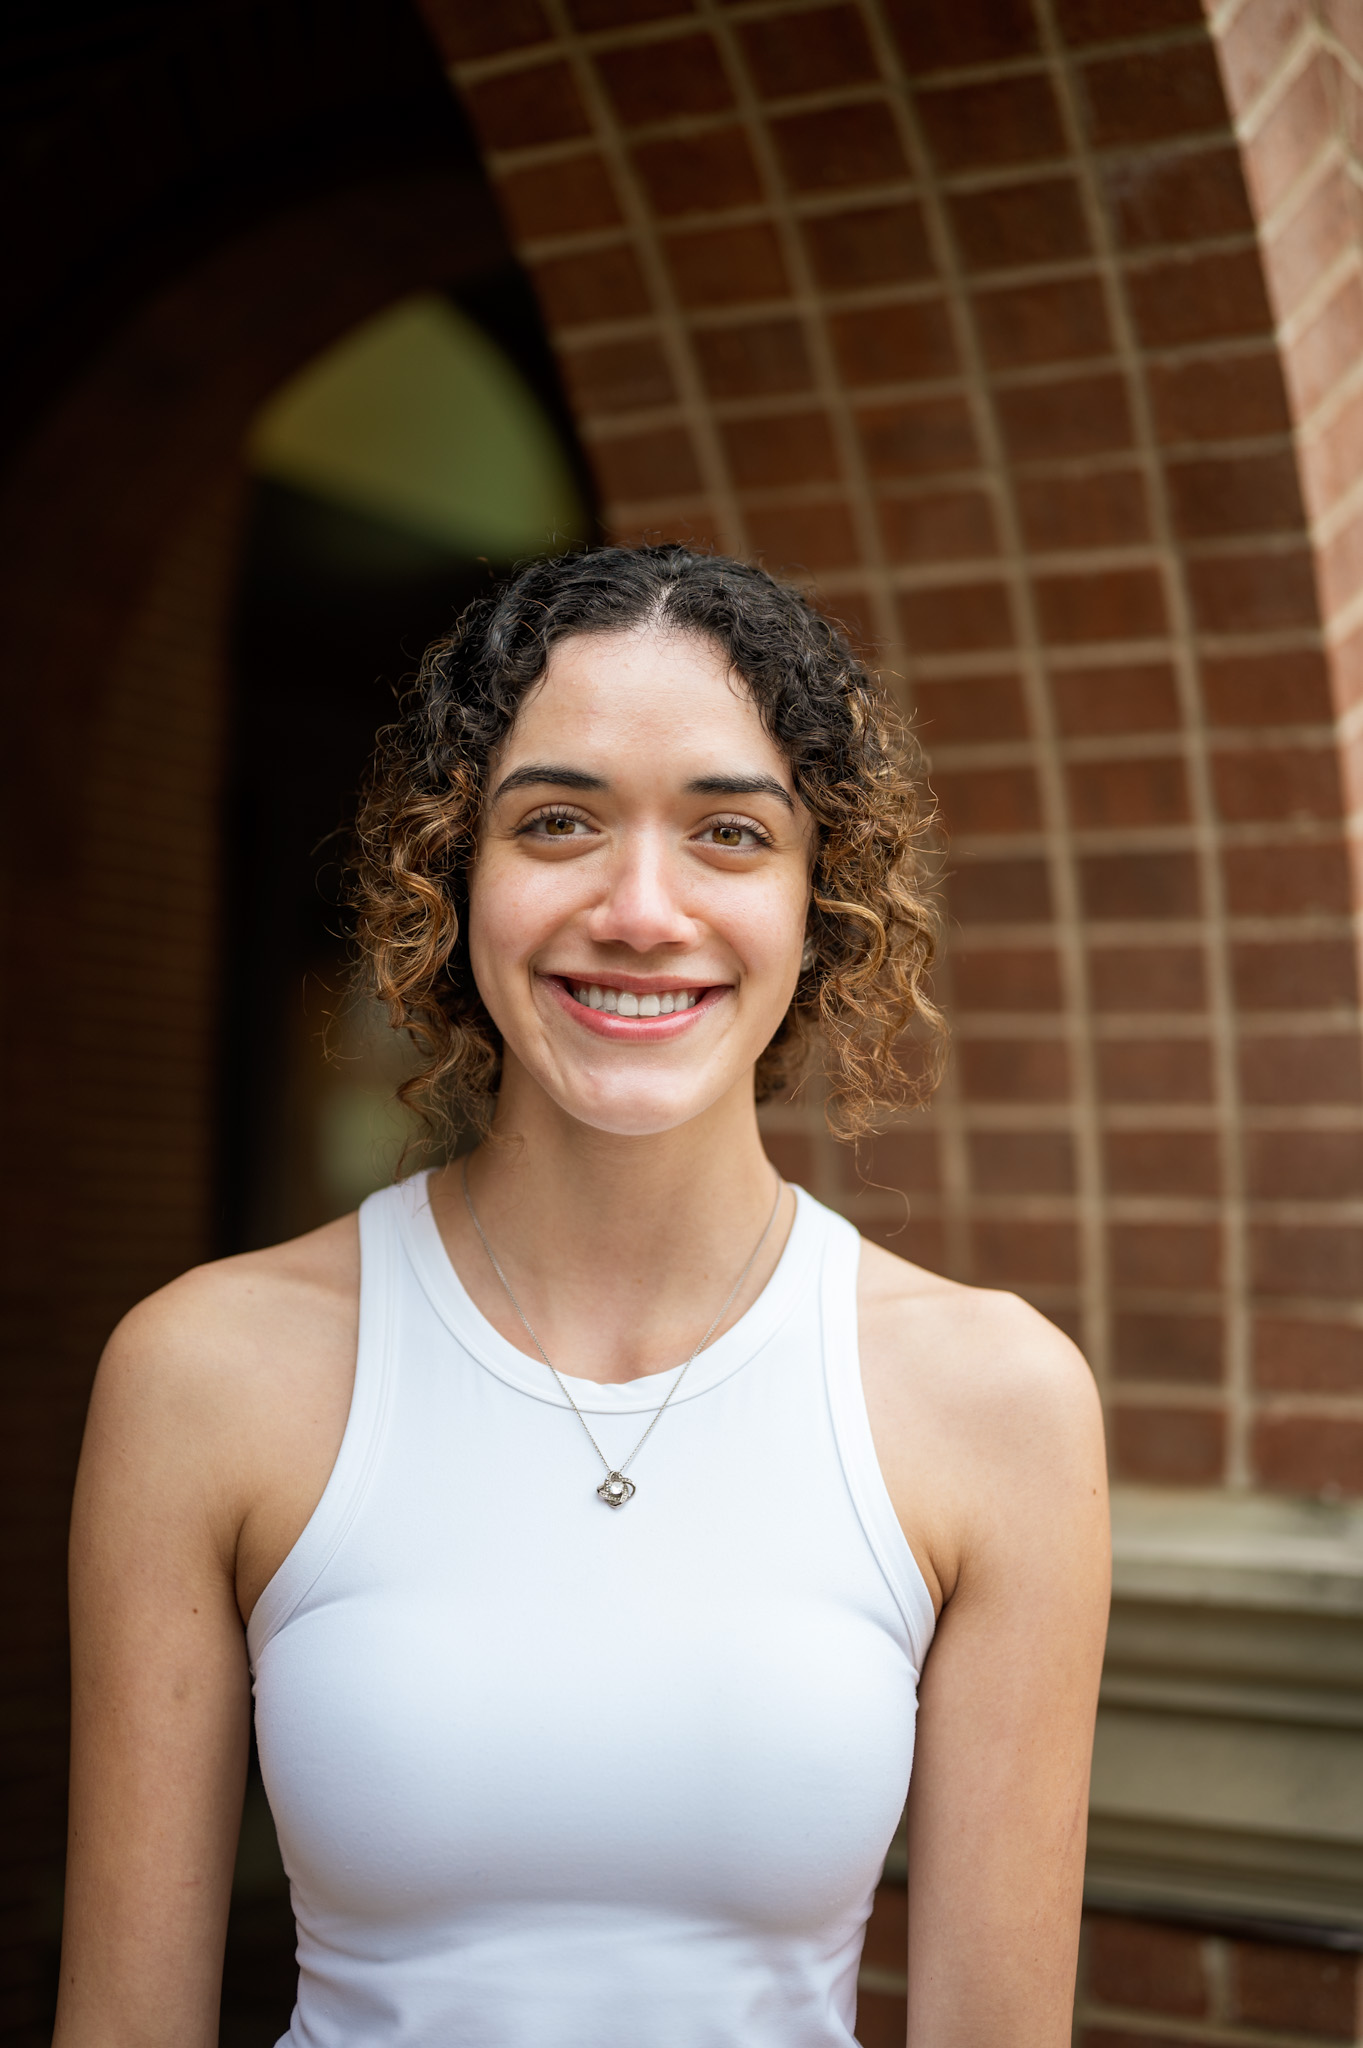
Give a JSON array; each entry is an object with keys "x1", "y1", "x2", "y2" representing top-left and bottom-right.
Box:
[{"x1": 58, "y1": 545, "x2": 1109, "y2": 2047}]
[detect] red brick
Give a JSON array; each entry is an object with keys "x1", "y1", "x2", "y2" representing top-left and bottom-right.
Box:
[
  {"x1": 1097, "y1": 1037, "x2": 1214, "y2": 1102},
  {"x1": 420, "y1": 0, "x2": 551, "y2": 61},
  {"x1": 1017, "y1": 469, "x2": 1148, "y2": 552},
  {"x1": 1113, "y1": 1222, "x2": 1221, "y2": 1289},
  {"x1": 1255, "y1": 1317, "x2": 1363, "y2": 1394},
  {"x1": 1112, "y1": 1405, "x2": 1226, "y2": 1484},
  {"x1": 739, "y1": 7, "x2": 878, "y2": 97},
  {"x1": 1243, "y1": 51, "x2": 1335, "y2": 217},
  {"x1": 855, "y1": 1985, "x2": 909, "y2": 2048},
  {"x1": 1232, "y1": 938, "x2": 1358, "y2": 1011},
  {"x1": 500, "y1": 153, "x2": 622, "y2": 240},
  {"x1": 664, "y1": 222, "x2": 789, "y2": 306},
  {"x1": 1254, "y1": 1418, "x2": 1363, "y2": 1497},
  {"x1": 916, "y1": 76, "x2": 1066, "y2": 172},
  {"x1": 595, "y1": 34, "x2": 731, "y2": 124},
  {"x1": 1114, "y1": 1313, "x2": 1222, "y2": 1384},
  {"x1": 570, "y1": 0, "x2": 693, "y2": 22},
  {"x1": 1287, "y1": 270, "x2": 1363, "y2": 417},
  {"x1": 1067, "y1": 756, "x2": 1189, "y2": 830},
  {"x1": 958, "y1": 1036, "x2": 1071, "y2": 1101},
  {"x1": 590, "y1": 425, "x2": 702, "y2": 501},
  {"x1": 913, "y1": 673, "x2": 1028, "y2": 743},
  {"x1": 1212, "y1": 745, "x2": 1342, "y2": 823},
  {"x1": 899, "y1": 581, "x2": 1014, "y2": 653},
  {"x1": 950, "y1": 177, "x2": 1089, "y2": 271},
  {"x1": 1239, "y1": 1035, "x2": 1363, "y2": 1105},
  {"x1": 851, "y1": 1131, "x2": 941, "y2": 1195},
  {"x1": 560, "y1": 337, "x2": 676, "y2": 416},
  {"x1": 800, "y1": 202, "x2": 932, "y2": 289},
  {"x1": 1249, "y1": 1129, "x2": 1363, "y2": 1200},
  {"x1": 862, "y1": 1212, "x2": 947, "y2": 1267},
  {"x1": 465, "y1": 61, "x2": 590, "y2": 150},
  {"x1": 721, "y1": 409, "x2": 838, "y2": 487},
  {"x1": 1148, "y1": 350, "x2": 1291, "y2": 445},
  {"x1": 997, "y1": 371, "x2": 1131, "y2": 460},
  {"x1": 692, "y1": 318, "x2": 811, "y2": 398},
  {"x1": 1261, "y1": 163, "x2": 1356, "y2": 325},
  {"x1": 952, "y1": 947, "x2": 1064, "y2": 1011},
  {"x1": 1105, "y1": 1129, "x2": 1220, "y2": 1196},
  {"x1": 762, "y1": 1131, "x2": 814, "y2": 1184},
  {"x1": 972, "y1": 1218, "x2": 1080, "y2": 1284},
  {"x1": 1055, "y1": 0, "x2": 1202, "y2": 39},
  {"x1": 1188, "y1": 549, "x2": 1319, "y2": 635},
  {"x1": 533, "y1": 243, "x2": 652, "y2": 325},
  {"x1": 1222, "y1": 842, "x2": 1351, "y2": 917},
  {"x1": 632, "y1": 128, "x2": 762, "y2": 217},
  {"x1": 970, "y1": 1130, "x2": 1076, "y2": 1194},
  {"x1": 1078, "y1": 42, "x2": 1229, "y2": 147},
  {"x1": 1252, "y1": 1222, "x2": 1363, "y2": 1297},
  {"x1": 829, "y1": 300, "x2": 956, "y2": 386},
  {"x1": 857, "y1": 395, "x2": 977, "y2": 477},
  {"x1": 1128, "y1": 248, "x2": 1274, "y2": 348},
  {"x1": 975, "y1": 276, "x2": 1111, "y2": 370},
  {"x1": 771, "y1": 102, "x2": 909, "y2": 194},
  {"x1": 950, "y1": 857, "x2": 1053, "y2": 923},
  {"x1": 1089, "y1": 944, "x2": 1205, "y2": 1012},
  {"x1": 1082, "y1": 851, "x2": 1199, "y2": 919},
  {"x1": 1200, "y1": 648, "x2": 1332, "y2": 728},
  {"x1": 1103, "y1": 145, "x2": 1255, "y2": 249},
  {"x1": 933, "y1": 765, "x2": 1041, "y2": 835},
  {"x1": 885, "y1": 0, "x2": 1038, "y2": 70},
  {"x1": 1085, "y1": 1914, "x2": 1209, "y2": 2017},
  {"x1": 878, "y1": 487, "x2": 997, "y2": 563},
  {"x1": 745, "y1": 499, "x2": 859, "y2": 570},
  {"x1": 1035, "y1": 565, "x2": 1162, "y2": 643},
  {"x1": 1324, "y1": 0, "x2": 1363, "y2": 65},
  {"x1": 1052, "y1": 661, "x2": 1180, "y2": 736},
  {"x1": 1166, "y1": 450, "x2": 1305, "y2": 540}
]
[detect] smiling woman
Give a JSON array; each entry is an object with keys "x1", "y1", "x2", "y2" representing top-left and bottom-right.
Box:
[{"x1": 58, "y1": 545, "x2": 1110, "y2": 2048}]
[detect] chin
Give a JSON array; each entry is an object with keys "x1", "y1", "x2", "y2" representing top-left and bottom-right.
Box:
[{"x1": 549, "y1": 1077, "x2": 725, "y2": 1139}]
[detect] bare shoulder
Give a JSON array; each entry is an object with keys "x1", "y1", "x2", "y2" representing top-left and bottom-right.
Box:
[{"x1": 856, "y1": 1237, "x2": 1107, "y2": 1607}]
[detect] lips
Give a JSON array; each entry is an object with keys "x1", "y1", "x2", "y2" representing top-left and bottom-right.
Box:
[{"x1": 542, "y1": 974, "x2": 726, "y2": 1035}]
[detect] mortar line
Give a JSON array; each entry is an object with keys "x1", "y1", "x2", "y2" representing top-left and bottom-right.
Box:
[{"x1": 1037, "y1": 0, "x2": 1253, "y2": 1482}]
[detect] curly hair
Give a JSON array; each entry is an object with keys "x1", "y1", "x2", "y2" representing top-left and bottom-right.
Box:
[{"x1": 350, "y1": 544, "x2": 945, "y2": 1144}]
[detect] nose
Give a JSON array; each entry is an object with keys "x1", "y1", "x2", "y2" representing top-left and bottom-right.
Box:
[{"x1": 584, "y1": 829, "x2": 698, "y2": 955}]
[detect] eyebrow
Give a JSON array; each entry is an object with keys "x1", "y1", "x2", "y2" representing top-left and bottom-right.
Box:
[{"x1": 490, "y1": 765, "x2": 795, "y2": 812}]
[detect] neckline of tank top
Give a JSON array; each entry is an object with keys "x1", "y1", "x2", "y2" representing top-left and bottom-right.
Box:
[{"x1": 395, "y1": 1169, "x2": 830, "y2": 1414}]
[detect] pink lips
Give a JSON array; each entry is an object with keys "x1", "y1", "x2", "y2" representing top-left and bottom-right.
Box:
[{"x1": 542, "y1": 975, "x2": 726, "y2": 1040}]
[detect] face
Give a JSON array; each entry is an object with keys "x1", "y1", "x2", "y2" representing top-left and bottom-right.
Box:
[{"x1": 466, "y1": 625, "x2": 814, "y2": 1138}]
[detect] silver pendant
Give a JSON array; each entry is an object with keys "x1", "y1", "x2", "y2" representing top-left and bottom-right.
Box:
[{"x1": 598, "y1": 1471, "x2": 636, "y2": 1508}]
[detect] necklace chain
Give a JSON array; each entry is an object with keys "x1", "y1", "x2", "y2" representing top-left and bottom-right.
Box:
[{"x1": 461, "y1": 1159, "x2": 784, "y2": 1504}]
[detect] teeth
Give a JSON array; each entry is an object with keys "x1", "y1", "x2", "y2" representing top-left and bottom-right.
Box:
[{"x1": 570, "y1": 984, "x2": 701, "y2": 1013}]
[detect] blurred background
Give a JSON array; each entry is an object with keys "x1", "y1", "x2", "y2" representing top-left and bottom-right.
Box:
[{"x1": 2, "y1": 0, "x2": 1362, "y2": 2041}]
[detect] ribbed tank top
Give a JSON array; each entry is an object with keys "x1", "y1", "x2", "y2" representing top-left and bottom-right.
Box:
[{"x1": 248, "y1": 1173, "x2": 935, "y2": 2048}]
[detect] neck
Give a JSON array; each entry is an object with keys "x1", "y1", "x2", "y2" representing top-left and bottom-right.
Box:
[{"x1": 430, "y1": 1060, "x2": 788, "y2": 1382}]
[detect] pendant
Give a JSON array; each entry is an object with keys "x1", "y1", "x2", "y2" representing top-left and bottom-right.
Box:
[{"x1": 598, "y1": 1471, "x2": 636, "y2": 1508}]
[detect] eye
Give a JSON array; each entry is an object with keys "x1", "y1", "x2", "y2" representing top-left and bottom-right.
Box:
[
  {"x1": 698, "y1": 817, "x2": 772, "y2": 850},
  {"x1": 520, "y1": 807, "x2": 594, "y2": 840}
]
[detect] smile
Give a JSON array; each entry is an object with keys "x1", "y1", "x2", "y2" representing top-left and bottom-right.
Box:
[
  {"x1": 571, "y1": 983, "x2": 701, "y2": 1016},
  {"x1": 541, "y1": 974, "x2": 726, "y2": 1037}
]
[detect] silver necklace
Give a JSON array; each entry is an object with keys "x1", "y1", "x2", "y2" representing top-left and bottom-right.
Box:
[{"x1": 461, "y1": 1159, "x2": 784, "y2": 1508}]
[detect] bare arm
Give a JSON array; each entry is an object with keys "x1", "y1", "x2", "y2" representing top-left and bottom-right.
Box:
[
  {"x1": 54, "y1": 1222, "x2": 356, "y2": 2047},
  {"x1": 864, "y1": 1276, "x2": 1110, "y2": 2047}
]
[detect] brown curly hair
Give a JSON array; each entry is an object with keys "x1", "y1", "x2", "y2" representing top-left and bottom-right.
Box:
[{"x1": 350, "y1": 544, "x2": 945, "y2": 1144}]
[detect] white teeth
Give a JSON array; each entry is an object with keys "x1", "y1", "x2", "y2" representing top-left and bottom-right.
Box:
[
  {"x1": 658, "y1": 992, "x2": 674, "y2": 1014},
  {"x1": 616, "y1": 991, "x2": 640, "y2": 1017},
  {"x1": 588, "y1": 985, "x2": 604, "y2": 1009},
  {"x1": 571, "y1": 983, "x2": 703, "y2": 1014},
  {"x1": 603, "y1": 988, "x2": 619, "y2": 1012},
  {"x1": 638, "y1": 993, "x2": 661, "y2": 1017}
]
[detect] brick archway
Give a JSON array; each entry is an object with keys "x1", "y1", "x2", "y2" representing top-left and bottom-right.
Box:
[{"x1": 417, "y1": 0, "x2": 1363, "y2": 1498}]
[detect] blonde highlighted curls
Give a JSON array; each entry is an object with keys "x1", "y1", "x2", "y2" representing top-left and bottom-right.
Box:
[{"x1": 350, "y1": 543, "x2": 946, "y2": 1146}]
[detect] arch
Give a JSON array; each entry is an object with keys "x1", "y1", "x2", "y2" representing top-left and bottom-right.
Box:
[{"x1": 417, "y1": 0, "x2": 1363, "y2": 1499}]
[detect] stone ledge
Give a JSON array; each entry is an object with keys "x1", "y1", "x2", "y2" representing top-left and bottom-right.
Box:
[{"x1": 1087, "y1": 1487, "x2": 1363, "y2": 1935}]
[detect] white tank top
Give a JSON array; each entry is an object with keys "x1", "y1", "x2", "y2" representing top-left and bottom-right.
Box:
[{"x1": 249, "y1": 1173, "x2": 935, "y2": 2047}]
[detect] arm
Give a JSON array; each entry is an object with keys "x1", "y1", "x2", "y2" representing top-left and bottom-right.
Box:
[
  {"x1": 55, "y1": 1285, "x2": 254, "y2": 2047},
  {"x1": 867, "y1": 1281, "x2": 1110, "y2": 2047}
]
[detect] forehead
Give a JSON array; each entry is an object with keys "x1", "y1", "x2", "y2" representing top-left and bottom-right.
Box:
[{"x1": 501, "y1": 626, "x2": 787, "y2": 772}]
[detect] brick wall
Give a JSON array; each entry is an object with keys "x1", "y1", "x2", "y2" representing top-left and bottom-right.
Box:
[{"x1": 420, "y1": 0, "x2": 1363, "y2": 1497}]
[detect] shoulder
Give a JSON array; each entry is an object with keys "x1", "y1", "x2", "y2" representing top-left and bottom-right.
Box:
[{"x1": 856, "y1": 1236, "x2": 1106, "y2": 1606}]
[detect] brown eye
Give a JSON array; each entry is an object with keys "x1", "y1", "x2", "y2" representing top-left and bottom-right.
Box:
[
  {"x1": 542, "y1": 816, "x2": 579, "y2": 836},
  {"x1": 712, "y1": 825, "x2": 744, "y2": 846}
]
